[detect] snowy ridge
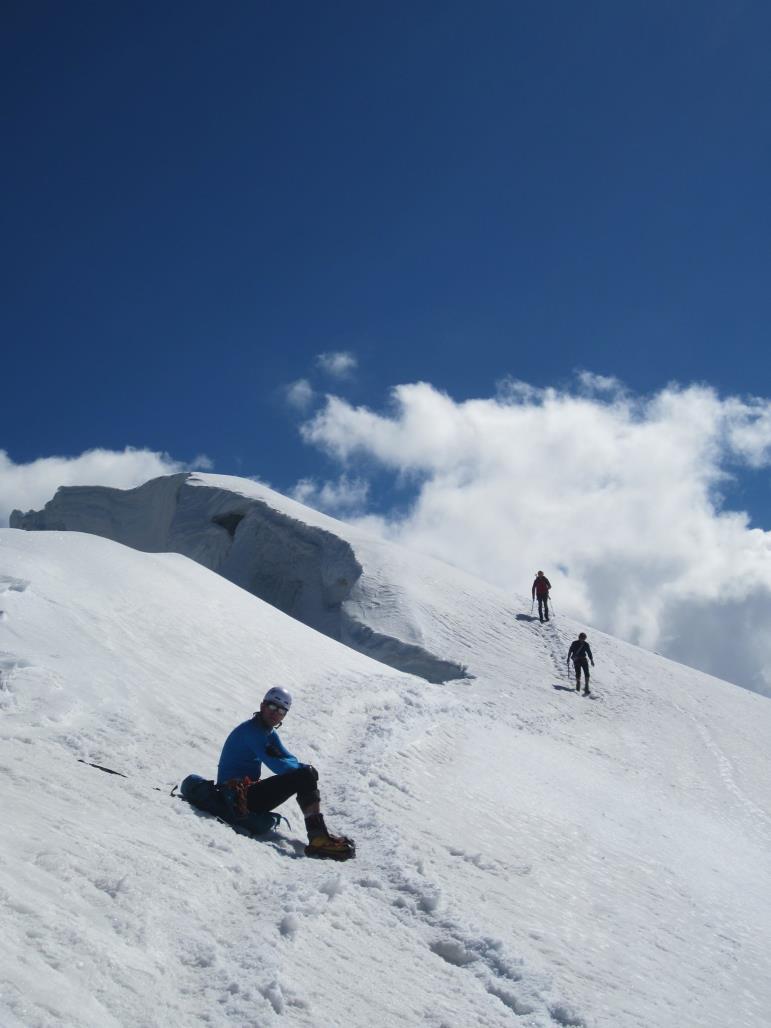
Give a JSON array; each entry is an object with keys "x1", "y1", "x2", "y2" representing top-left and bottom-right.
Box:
[
  {"x1": 11, "y1": 473, "x2": 470, "y2": 684},
  {"x1": 2, "y1": 499, "x2": 771, "y2": 1026}
]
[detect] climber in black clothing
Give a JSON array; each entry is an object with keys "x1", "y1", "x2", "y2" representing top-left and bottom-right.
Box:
[{"x1": 567, "y1": 633, "x2": 594, "y2": 695}]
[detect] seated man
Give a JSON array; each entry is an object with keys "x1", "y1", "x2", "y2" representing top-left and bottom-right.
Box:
[{"x1": 185, "y1": 686, "x2": 354, "y2": 861}]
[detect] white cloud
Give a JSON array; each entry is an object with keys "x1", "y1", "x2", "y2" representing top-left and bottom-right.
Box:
[
  {"x1": 291, "y1": 474, "x2": 370, "y2": 517},
  {"x1": 285, "y1": 378, "x2": 316, "y2": 411},
  {"x1": 1, "y1": 447, "x2": 188, "y2": 527},
  {"x1": 576, "y1": 370, "x2": 624, "y2": 394},
  {"x1": 316, "y1": 351, "x2": 357, "y2": 379},
  {"x1": 301, "y1": 379, "x2": 771, "y2": 697},
  {"x1": 723, "y1": 397, "x2": 771, "y2": 468}
]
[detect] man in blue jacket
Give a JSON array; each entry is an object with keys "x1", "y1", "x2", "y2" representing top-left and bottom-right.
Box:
[{"x1": 217, "y1": 686, "x2": 355, "y2": 861}]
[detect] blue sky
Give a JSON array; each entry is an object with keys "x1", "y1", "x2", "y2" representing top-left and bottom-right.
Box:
[
  {"x1": 5, "y1": 1, "x2": 771, "y2": 693},
  {"x1": 4, "y1": 0, "x2": 770, "y2": 498}
]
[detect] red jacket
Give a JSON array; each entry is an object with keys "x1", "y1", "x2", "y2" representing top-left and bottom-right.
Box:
[{"x1": 532, "y1": 575, "x2": 551, "y2": 598}]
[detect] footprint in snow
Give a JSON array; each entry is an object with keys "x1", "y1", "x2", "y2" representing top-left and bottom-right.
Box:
[{"x1": 0, "y1": 576, "x2": 30, "y2": 595}]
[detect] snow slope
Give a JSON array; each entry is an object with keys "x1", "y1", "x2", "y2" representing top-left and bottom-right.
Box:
[
  {"x1": 10, "y1": 472, "x2": 476, "y2": 683},
  {"x1": 2, "y1": 513, "x2": 771, "y2": 1027}
]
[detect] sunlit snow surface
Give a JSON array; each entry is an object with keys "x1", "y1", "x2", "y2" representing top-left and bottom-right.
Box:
[{"x1": 2, "y1": 513, "x2": 771, "y2": 1027}]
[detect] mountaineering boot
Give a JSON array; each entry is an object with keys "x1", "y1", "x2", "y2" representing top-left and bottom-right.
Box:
[
  {"x1": 304, "y1": 813, "x2": 356, "y2": 861},
  {"x1": 305, "y1": 832, "x2": 356, "y2": 860},
  {"x1": 575, "y1": 682, "x2": 581, "y2": 691},
  {"x1": 583, "y1": 687, "x2": 590, "y2": 696}
]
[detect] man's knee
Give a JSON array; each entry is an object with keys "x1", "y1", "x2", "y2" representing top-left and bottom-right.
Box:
[{"x1": 296, "y1": 764, "x2": 320, "y2": 808}]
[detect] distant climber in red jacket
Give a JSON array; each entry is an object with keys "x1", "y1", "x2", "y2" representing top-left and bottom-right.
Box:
[{"x1": 532, "y1": 571, "x2": 551, "y2": 623}]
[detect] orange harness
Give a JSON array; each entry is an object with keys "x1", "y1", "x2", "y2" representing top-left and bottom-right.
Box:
[{"x1": 223, "y1": 776, "x2": 254, "y2": 817}]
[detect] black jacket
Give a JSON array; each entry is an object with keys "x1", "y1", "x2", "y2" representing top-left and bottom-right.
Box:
[{"x1": 568, "y1": 640, "x2": 594, "y2": 664}]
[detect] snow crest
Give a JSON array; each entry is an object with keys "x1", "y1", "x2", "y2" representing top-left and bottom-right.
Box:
[{"x1": 11, "y1": 474, "x2": 470, "y2": 684}]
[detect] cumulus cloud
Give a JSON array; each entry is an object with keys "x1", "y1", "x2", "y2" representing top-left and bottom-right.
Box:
[
  {"x1": 301, "y1": 379, "x2": 771, "y2": 697},
  {"x1": 1, "y1": 447, "x2": 193, "y2": 526},
  {"x1": 291, "y1": 474, "x2": 370, "y2": 517},
  {"x1": 285, "y1": 378, "x2": 316, "y2": 411},
  {"x1": 316, "y1": 351, "x2": 357, "y2": 379}
]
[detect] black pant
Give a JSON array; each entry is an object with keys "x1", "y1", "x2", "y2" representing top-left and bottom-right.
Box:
[
  {"x1": 536, "y1": 594, "x2": 549, "y2": 621},
  {"x1": 573, "y1": 657, "x2": 590, "y2": 685},
  {"x1": 246, "y1": 766, "x2": 320, "y2": 814}
]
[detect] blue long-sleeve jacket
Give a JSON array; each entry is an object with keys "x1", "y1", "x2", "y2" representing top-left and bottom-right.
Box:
[{"x1": 216, "y1": 717, "x2": 302, "y2": 784}]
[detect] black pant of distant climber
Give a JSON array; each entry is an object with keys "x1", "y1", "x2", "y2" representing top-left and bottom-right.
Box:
[
  {"x1": 537, "y1": 595, "x2": 550, "y2": 622},
  {"x1": 573, "y1": 657, "x2": 590, "y2": 691}
]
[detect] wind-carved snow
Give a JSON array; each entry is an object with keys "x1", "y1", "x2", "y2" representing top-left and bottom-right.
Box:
[{"x1": 11, "y1": 474, "x2": 470, "y2": 684}]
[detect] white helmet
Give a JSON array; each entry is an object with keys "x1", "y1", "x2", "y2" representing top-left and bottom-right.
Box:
[{"x1": 263, "y1": 686, "x2": 292, "y2": 712}]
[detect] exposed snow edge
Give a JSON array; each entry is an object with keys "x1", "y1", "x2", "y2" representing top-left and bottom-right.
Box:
[{"x1": 10, "y1": 474, "x2": 471, "y2": 684}]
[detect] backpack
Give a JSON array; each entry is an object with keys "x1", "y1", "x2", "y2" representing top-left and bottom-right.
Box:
[
  {"x1": 571, "y1": 641, "x2": 587, "y2": 662},
  {"x1": 534, "y1": 576, "x2": 550, "y2": 596},
  {"x1": 179, "y1": 774, "x2": 282, "y2": 835}
]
